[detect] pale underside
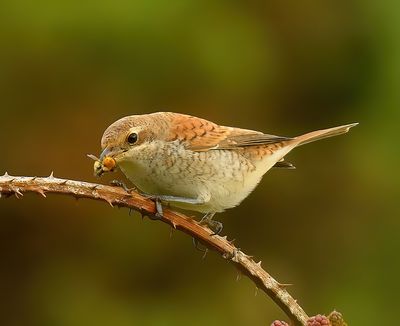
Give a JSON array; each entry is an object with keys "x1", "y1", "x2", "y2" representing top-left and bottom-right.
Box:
[
  {"x1": 117, "y1": 140, "x2": 295, "y2": 213},
  {"x1": 102, "y1": 112, "x2": 356, "y2": 214}
]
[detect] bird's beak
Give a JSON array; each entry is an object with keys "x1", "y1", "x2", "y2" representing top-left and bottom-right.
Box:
[
  {"x1": 99, "y1": 147, "x2": 112, "y2": 161},
  {"x1": 99, "y1": 146, "x2": 125, "y2": 161}
]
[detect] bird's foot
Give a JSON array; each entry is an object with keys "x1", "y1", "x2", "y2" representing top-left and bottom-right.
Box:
[
  {"x1": 200, "y1": 213, "x2": 223, "y2": 235},
  {"x1": 109, "y1": 183, "x2": 163, "y2": 219},
  {"x1": 138, "y1": 193, "x2": 164, "y2": 220},
  {"x1": 151, "y1": 198, "x2": 164, "y2": 220},
  {"x1": 109, "y1": 180, "x2": 133, "y2": 193}
]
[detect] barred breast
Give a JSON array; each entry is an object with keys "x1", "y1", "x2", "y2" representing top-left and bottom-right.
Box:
[{"x1": 118, "y1": 140, "x2": 294, "y2": 213}]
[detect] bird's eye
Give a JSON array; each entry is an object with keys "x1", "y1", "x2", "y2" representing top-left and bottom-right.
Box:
[{"x1": 127, "y1": 132, "x2": 138, "y2": 144}]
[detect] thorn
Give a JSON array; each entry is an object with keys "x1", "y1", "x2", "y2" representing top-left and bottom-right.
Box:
[
  {"x1": 3, "y1": 172, "x2": 9, "y2": 177},
  {"x1": 221, "y1": 235, "x2": 228, "y2": 240},
  {"x1": 31, "y1": 176, "x2": 37, "y2": 181},
  {"x1": 90, "y1": 184, "x2": 99, "y2": 190},
  {"x1": 254, "y1": 287, "x2": 259, "y2": 297},
  {"x1": 9, "y1": 178, "x2": 16, "y2": 183},
  {"x1": 105, "y1": 199, "x2": 114, "y2": 207},
  {"x1": 37, "y1": 189, "x2": 47, "y2": 198},
  {"x1": 49, "y1": 171, "x2": 54, "y2": 178},
  {"x1": 229, "y1": 238, "x2": 236, "y2": 245},
  {"x1": 277, "y1": 282, "x2": 293, "y2": 289},
  {"x1": 12, "y1": 187, "x2": 23, "y2": 198},
  {"x1": 59, "y1": 180, "x2": 68, "y2": 185},
  {"x1": 244, "y1": 254, "x2": 253, "y2": 259},
  {"x1": 256, "y1": 261, "x2": 262, "y2": 267},
  {"x1": 231, "y1": 249, "x2": 241, "y2": 262},
  {"x1": 16, "y1": 188, "x2": 23, "y2": 197},
  {"x1": 171, "y1": 221, "x2": 177, "y2": 229},
  {"x1": 222, "y1": 252, "x2": 231, "y2": 259}
]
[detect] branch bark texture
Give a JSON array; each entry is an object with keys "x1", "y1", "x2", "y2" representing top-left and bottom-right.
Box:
[{"x1": 0, "y1": 173, "x2": 309, "y2": 325}]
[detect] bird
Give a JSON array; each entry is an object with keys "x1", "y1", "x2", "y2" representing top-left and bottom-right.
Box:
[{"x1": 90, "y1": 112, "x2": 358, "y2": 234}]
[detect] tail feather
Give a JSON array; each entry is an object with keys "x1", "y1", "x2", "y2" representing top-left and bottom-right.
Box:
[
  {"x1": 294, "y1": 123, "x2": 358, "y2": 147},
  {"x1": 273, "y1": 161, "x2": 296, "y2": 169}
]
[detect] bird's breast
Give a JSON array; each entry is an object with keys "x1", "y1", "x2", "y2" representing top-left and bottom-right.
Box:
[{"x1": 118, "y1": 141, "x2": 293, "y2": 213}]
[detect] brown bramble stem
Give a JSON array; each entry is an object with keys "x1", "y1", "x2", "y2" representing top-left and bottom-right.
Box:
[{"x1": 0, "y1": 173, "x2": 309, "y2": 325}]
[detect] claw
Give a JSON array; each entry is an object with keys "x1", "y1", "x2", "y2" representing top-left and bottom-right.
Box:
[
  {"x1": 210, "y1": 221, "x2": 223, "y2": 236},
  {"x1": 154, "y1": 199, "x2": 163, "y2": 219},
  {"x1": 223, "y1": 248, "x2": 241, "y2": 261},
  {"x1": 148, "y1": 197, "x2": 163, "y2": 220},
  {"x1": 136, "y1": 193, "x2": 165, "y2": 220},
  {"x1": 110, "y1": 180, "x2": 132, "y2": 193},
  {"x1": 200, "y1": 213, "x2": 223, "y2": 235}
]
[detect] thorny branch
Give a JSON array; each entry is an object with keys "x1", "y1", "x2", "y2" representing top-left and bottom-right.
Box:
[{"x1": 1, "y1": 173, "x2": 339, "y2": 325}]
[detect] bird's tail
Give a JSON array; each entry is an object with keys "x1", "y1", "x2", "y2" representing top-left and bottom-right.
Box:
[{"x1": 294, "y1": 123, "x2": 358, "y2": 147}]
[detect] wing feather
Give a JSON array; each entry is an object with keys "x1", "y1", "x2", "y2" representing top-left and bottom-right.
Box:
[{"x1": 167, "y1": 113, "x2": 292, "y2": 152}]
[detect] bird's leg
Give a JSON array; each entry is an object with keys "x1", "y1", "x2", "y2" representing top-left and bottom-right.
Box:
[
  {"x1": 200, "y1": 212, "x2": 223, "y2": 236},
  {"x1": 109, "y1": 180, "x2": 165, "y2": 219},
  {"x1": 152, "y1": 198, "x2": 164, "y2": 220},
  {"x1": 109, "y1": 181, "x2": 167, "y2": 219},
  {"x1": 139, "y1": 193, "x2": 207, "y2": 220},
  {"x1": 109, "y1": 180, "x2": 135, "y2": 193}
]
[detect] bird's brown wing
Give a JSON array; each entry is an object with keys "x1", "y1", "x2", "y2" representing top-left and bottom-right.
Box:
[{"x1": 167, "y1": 113, "x2": 292, "y2": 152}]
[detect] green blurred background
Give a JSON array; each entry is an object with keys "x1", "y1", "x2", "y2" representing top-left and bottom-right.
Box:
[{"x1": 0, "y1": 1, "x2": 399, "y2": 325}]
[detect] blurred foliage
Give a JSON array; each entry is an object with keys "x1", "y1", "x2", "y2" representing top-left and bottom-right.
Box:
[{"x1": 0, "y1": 0, "x2": 399, "y2": 325}]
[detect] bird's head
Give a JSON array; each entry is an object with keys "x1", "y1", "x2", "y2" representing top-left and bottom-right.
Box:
[{"x1": 89, "y1": 113, "x2": 171, "y2": 177}]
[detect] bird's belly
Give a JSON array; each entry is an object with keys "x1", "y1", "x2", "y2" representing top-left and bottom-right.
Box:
[
  {"x1": 197, "y1": 146, "x2": 295, "y2": 212},
  {"x1": 118, "y1": 144, "x2": 293, "y2": 213}
]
